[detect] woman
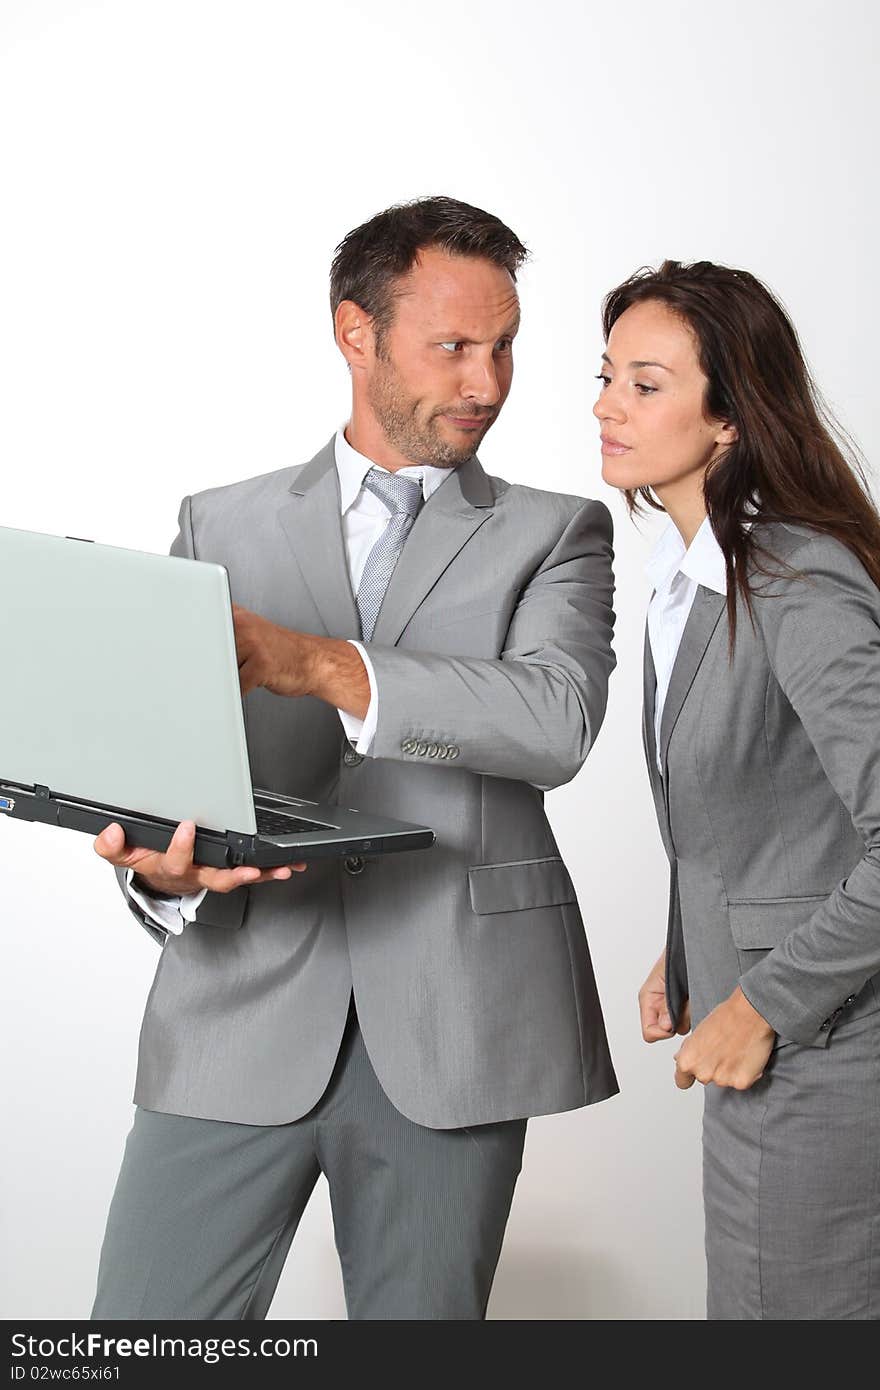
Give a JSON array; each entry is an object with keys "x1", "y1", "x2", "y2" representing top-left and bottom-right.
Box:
[{"x1": 595, "y1": 260, "x2": 880, "y2": 1320}]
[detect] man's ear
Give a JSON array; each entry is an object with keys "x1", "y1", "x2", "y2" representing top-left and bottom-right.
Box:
[{"x1": 335, "y1": 300, "x2": 373, "y2": 371}]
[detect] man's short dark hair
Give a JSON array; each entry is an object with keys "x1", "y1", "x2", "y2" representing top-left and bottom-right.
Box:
[{"x1": 330, "y1": 196, "x2": 529, "y2": 345}]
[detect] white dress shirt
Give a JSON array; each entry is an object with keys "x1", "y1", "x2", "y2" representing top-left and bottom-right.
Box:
[
  {"x1": 128, "y1": 427, "x2": 452, "y2": 934},
  {"x1": 646, "y1": 515, "x2": 727, "y2": 773}
]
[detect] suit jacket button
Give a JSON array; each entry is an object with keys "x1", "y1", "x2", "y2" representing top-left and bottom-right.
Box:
[
  {"x1": 417, "y1": 741, "x2": 428, "y2": 755},
  {"x1": 447, "y1": 745, "x2": 460, "y2": 759},
  {"x1": 344, "y1": 855, "x2": 366, "y2": 876},
  {"x1": 343, "y1": 748, "x2": 364, "y2": 767},
  {"x1": 844, "y1": 994, "x2": 857, "y2": 1006}
]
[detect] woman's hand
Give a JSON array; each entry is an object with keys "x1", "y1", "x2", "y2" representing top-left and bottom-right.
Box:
[
  {"x1": 673, "y1": 986, "x2": 775, "y2": 1091},
  {"x1": 639, "y1": 948, "x2": 691, "y2": 1041}
]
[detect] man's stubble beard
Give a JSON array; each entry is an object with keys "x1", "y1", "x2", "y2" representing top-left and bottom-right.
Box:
[{"x1": 366, "y1": 353, "x2": 495, "y2": 469}]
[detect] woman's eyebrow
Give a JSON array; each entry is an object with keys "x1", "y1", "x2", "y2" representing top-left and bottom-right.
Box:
[
  {"x1": 601, "y1": 350, "x2": 672, "y2": 371},
  {"x1": 631, "y1": 359, "x2": 672, "y2": 371}
]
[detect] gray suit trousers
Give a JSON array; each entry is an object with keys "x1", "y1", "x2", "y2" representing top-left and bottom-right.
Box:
[
  {"x1": 703, "y1": 1001, "x2": 880, "y2": 1319},
  {"x1": 92, "y1": 1003, "x2": 527, "y2": 1320}
]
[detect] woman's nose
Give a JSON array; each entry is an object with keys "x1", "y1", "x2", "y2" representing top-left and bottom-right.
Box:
[{"x1": 593, "y1": 391, "x2": 624, "y2": 423}]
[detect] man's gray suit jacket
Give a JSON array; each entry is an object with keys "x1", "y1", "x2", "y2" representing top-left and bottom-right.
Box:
[
  {"x1": 643, "y1": 521, "x2": 880, "y2": 1048},
  {"x1": 117, "y1": 437, "x2": 619, "y2": 1127}
]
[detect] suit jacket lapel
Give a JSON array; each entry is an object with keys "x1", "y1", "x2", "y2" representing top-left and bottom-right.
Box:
[
  {"x1": 277, "y1": 437, "x2": 361, "y2": 638},
  {"x1": 642, "y1": 619, "x2": 659, "y2": 786},
  {"x1": 658, "y1": 587, "x2": 727, "y2": 772},
  {"x1": 369, "y1": 453, "x2": 495, "y2": 647},
  {"x1": 642, "y1": 621, "x2": 673, "y2": 858}
]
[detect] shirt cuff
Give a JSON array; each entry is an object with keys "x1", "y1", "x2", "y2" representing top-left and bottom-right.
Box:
[
  {"x1": 337, "y1": 640, "x2": 379, "y2": 755},
  {"x1": 125, "y1": 868, "x2": 207, "y2": 935}
]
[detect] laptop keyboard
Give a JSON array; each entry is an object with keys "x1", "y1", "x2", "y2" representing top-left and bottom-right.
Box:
[{"x1": 255, "y1": 808, "x2": 334, "y2": 836}]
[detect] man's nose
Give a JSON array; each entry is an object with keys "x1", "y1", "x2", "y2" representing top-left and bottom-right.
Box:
[{"x1": 460, "y1": 353, "x2": 502, "y2": 406}]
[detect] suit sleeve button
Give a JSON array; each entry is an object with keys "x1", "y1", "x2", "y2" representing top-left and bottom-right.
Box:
[
  {"x1": 417, "y1": 741, "x2": 428, "y2": 755},
  {"x1": 448, "y1": 745, "x2": 460, "y2": 759}
]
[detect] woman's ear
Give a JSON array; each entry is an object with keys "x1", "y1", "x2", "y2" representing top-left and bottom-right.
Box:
[{"x1": 715, "y1": 419, "x2": 739, "y2": 446}]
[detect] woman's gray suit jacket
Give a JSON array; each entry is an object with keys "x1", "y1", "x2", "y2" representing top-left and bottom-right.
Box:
[
  {"x1": 644, "y1": 521, "x2": 880, "y2": 1046},
  {"x1": 116, "y1": 437, "x2": 619, "y2": 1127}
]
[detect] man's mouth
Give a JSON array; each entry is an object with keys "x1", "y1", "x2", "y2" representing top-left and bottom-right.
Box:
[{"x1": 444, "y1": 413, "x2": 492, "y2": 431}]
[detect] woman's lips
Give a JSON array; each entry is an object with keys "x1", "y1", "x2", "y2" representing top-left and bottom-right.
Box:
[{"x1": 601, "y1": 437, "x2": 632, "y2": 456}]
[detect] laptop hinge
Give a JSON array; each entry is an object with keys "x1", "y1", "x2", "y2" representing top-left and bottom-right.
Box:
[
  {"x1": 226, "y1": 831, "x2": 258, "y2": 852},
  {"x1": 224, "y1": 829, "x2": 259, "y2": 868},
  {"x1": 34, "y1": 784, "x2": 51, "y2": 800}
]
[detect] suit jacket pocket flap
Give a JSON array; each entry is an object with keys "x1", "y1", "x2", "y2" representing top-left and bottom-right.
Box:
[
  {"x1": 468, "y1": 856, "x2": 576, "y2": 915},
  {"x1": 728, "y1": 894, "x2": 830, "y2": 949}
]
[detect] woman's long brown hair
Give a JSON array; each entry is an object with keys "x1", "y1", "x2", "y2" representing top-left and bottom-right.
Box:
[{"x1": 602, "y1": 260, "x2": 880, "y2": 642}]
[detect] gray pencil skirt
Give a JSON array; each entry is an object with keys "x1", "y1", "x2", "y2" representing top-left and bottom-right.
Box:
[{"x1": 703, "y1": 1003, "x2": 880, "y2": 1319}]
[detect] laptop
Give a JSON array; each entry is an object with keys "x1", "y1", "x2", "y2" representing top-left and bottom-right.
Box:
[{"x1": 0, "y1": 524, "x2": 435, "y2": 868}]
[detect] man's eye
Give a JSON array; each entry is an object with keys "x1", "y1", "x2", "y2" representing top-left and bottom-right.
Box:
[
  {"x1": 439, "y1": 342, "x2": 463, "y2": 353},
  {"x1": 495, "y1": 338, "x2": 513, "y2": 353}
]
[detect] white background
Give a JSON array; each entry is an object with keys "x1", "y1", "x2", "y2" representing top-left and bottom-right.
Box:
[{"x1": 1, "y1": 0, "x2": 877, "y2": 1320}]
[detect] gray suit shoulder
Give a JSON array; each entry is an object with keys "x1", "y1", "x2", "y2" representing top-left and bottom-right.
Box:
[
  {"x1": 483, "y1": 472, "x2": 613, "y2": 536},
  {"x1": 750, "y1": 520, "x2": 879, "y2": 604},
  {"x1": 187, "y1": 462, "x2": 304, "y2": 529},
  {"x1": 754, "y1": 518, "x2": 867, "y2": 566},
  {"x1": 752, "y1": 519, "x2": 827, "y2": 560}
]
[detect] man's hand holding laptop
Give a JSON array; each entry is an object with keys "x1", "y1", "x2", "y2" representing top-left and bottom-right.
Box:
[{"x1": 94, "y1": 818, "x2": 308, "y2": 896}]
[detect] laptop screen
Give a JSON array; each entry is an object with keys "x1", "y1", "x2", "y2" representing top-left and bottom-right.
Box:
[{"x1": 0, "y1": 525, "x2": 257, "y2": 834}]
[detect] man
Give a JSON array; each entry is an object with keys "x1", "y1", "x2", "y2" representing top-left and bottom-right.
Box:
[{"x1": 92, "y1": 196, "x2": 618, "y2": 1320}]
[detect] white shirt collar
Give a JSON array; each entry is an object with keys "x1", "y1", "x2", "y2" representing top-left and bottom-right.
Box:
[
  {"x1": 645, "y1": 515, "x2": 728, "y2": 596},
  {"x1": 333, "y1": 426, "x2": 453, "y2": 515}
]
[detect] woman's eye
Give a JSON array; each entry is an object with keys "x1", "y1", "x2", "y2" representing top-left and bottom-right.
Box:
[
  {"x1": 635, "y1": 383, "x2": 658, "y2": 395},
  {"x1": 594, "y1": 373, "x2": 611, "y2": 388}
]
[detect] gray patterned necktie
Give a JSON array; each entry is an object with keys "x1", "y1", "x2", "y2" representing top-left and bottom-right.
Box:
[{"x1": 356, "y1": 467, "x2": 424, "y2": 641}]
